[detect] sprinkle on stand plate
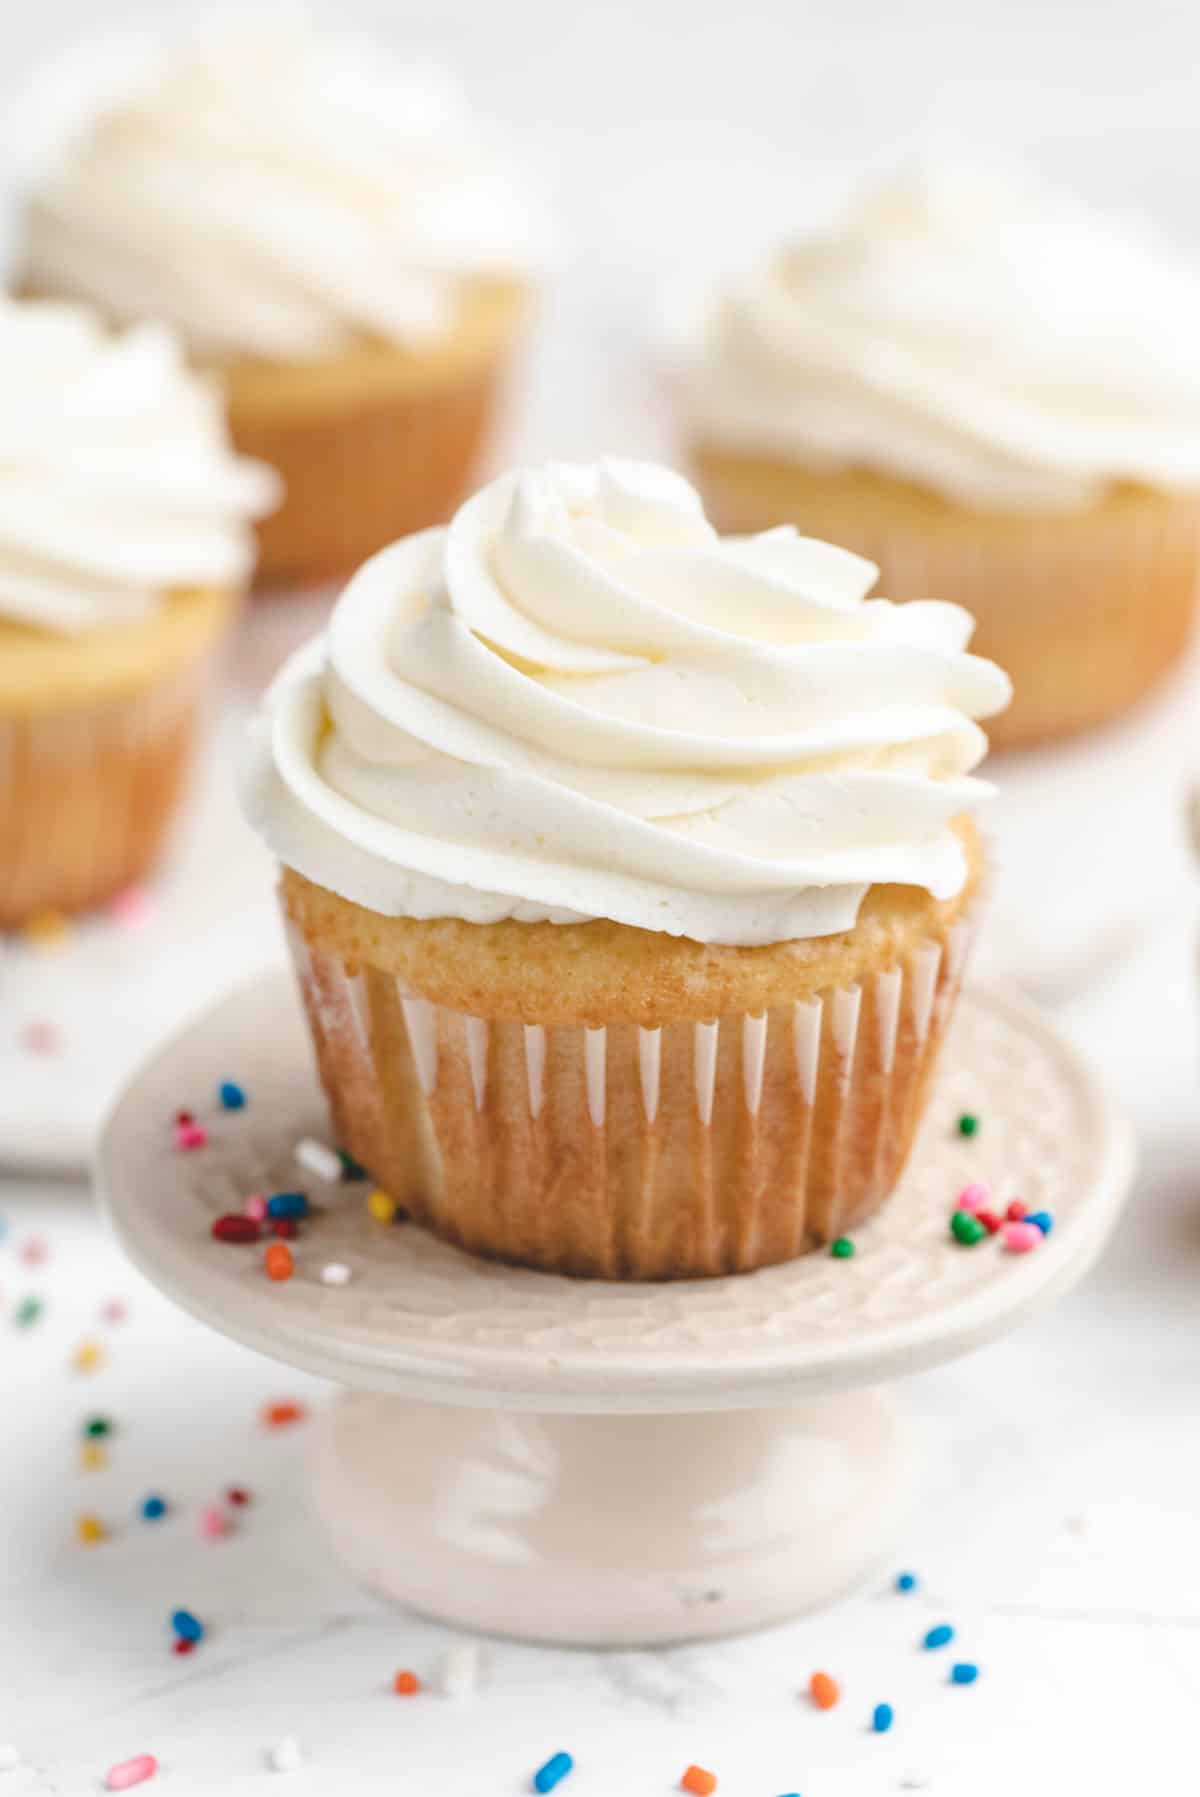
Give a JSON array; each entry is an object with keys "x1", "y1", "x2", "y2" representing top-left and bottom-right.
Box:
[
  {"x1": 199, "y1": 1505, "x2": 230, "y2": 1540},
  {"x1": 533, "y1": 1751, "x2": 574, "y2": 1793},
  {"x1": 171, "y1": 1609, "x2": 204, "y2": 1643},
  {"x1": 438, "y1": 1642, "x2": 480, "y2": 1699},
  {"x1": 320, "y1": 1262, "x2": 351, "y2": 1287},
  {"x1": 1024, "y1": 1210, "x2": 1054, "y2": 1234},
  {"x1": 809, "y1": 1671, "x2": 840, "y2": 1710},
  {"x1": 1003, "y1": 1222, "x2": 1042, "y2": 1254},
  {"x1": 338, "y1": 1149, "x2": 368, "y2": 1181},
  {"x1": 84, "y1": 1415, "x2": 114, "y2": 1439},
  {"x1": 211, "y1": 1215, "x2": 260, "y2": 1245},
  {"x1": 271, "y1": 1218, "x2": 298, "y2": 1240},
  {"x1": 109, "y1": 886, "x2": 157, "y2": 930},
  {"x1": 226, "y1": 1486, "x2": 251, "y2": 1507},
  {"x1": 367, "y1": 1189, "x2": 398, "y2": 1224},
  {"x1": 174, "y1": 1121, "x2": 208, "y2": 1152},
  {"x1": 104, "y1": 1754, "x2": 158, "y2": 1790},
  {"x1": 955, "y1": 1182, "x2": 989, "y2": 1213},
  {"x1": 244, "y1": 1194, "x2": 268, "y2": 1222},
  {"x1": 950, "y1": 1211, "x2": 986, "y2": 1246},
  {"x1": 923, "y1": 1624, "x2": 955, "y2": 1650},
  {"x1": 14, "y1": 1295, "x2": 42, "y2": 1328},
  {"x1": 81, "y1": 1442, "x2": 107, "y2": 1471},
  {"x1": 830, "y1": 1237, "x2": 855, "y2": 1260},
  {"x1": 140, "y1": 1495, "x2": 167, "y2": 1522},
  {"x1": 956, "y1": 1113, "x2": 979, "y2": 1137},
  {"x1": 393, "y1": 1669, "x2": 421, "y2": 1696},
  {"x1": 71, "y1": 1338, "x2": 104, "y2": 1372},
  {"x1": 264, "y1": 1241, "x2": 293, "y2": 1282},
  {"x1": 680, "y1": 1767, "x2": 717, "y2": 1796},
  {"x1": 951, "y1": 1662, "x2": 979, "y2": 1685},
  {"x1": 294, "y1": 1138, "x2": 342, "y2": 1183},
  {"x1": 873, "y1": 1702, "x2": 895, "y2": 1733},
  {"x1": 262, "y1": 1399, "x2": 307, "y2": 1429},
  {"x1": 1006, "y1": 1199, "x2": 1027, "y2": 1222},
  {"x1": 895, "y1": 1571, "x2": 917, "y2": 1592},
  {"x1": 267, "y1": 1192, "x2": 308, "y2": 1221},
  {"x1": 219, "y1": 1081, "x2": 247, "y2": 1110},
  {"x1": 77, "y1": 1513, "x2": 106, "y2": 1545}
]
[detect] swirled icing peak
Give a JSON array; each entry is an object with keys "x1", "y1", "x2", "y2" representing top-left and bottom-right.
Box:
[
  {"x1": 683, "y1": 165, "x2": 1200, "y2": 509},
  {"x1": 14, "y1": 22, "x2": 547, "y2": 361},
  {"x1": 0, "y1": 299, "x2": 278, "y2": 633},
  {"x1": 243, "y1": 460, "x2": 1010, "y2": 945}
]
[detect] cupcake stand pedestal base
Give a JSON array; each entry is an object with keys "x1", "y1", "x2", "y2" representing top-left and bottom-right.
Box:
[{"x1": 99, "y1": 972, "x2": 1134, "y2": 1647}]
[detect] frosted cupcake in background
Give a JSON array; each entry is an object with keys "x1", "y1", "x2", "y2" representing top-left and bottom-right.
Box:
[
  {"x1": 679, "y1": 166, "x2": 1200, "y2": 750},
  {"x1": 11, "y1": 21, "x2": 547, "y2": 588},
  {"x1": 0, "y1": 300, "x2": 278, "y2": 928},
  {"x1": 243, "y1": 458, "x2": 1010, "y2": 1279}
]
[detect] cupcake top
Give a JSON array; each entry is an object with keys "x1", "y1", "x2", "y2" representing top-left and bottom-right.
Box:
[
  {"x1": 0, "y1": 299, "x2": 278, "y2": 633},
  {"x1": 243, "y1": 459, "x2": 1010, "y2": 946},
  {"x1": 682, "y1": 166, "x2": 1200, "y2": 511},
  {"x1": 13, "y1": 22, "x2": 546, "y2": 363}
]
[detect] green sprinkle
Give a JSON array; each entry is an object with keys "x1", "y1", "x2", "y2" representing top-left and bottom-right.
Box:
[
  {"x1": 14, "y1": 1295, "x2": 42, "y2": 1328},
  {"x1": 83, "y1": 1415, "x2": 114, "y2": 1439},
  {"x1": 957, "y1": 1113, "x2": 979, "y2": 1138},
  {"x1": 950, "y1": 1210, "x2": 986, "y2": 1246},
  {"x1": 831, "y1": 1237, "x2": 855, "y2": 1260},
  {"x1": 337, "y1": 1148, "x2": 367, "y2": 1182}
]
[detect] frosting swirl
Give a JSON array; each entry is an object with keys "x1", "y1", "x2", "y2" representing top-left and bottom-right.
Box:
[
  {"x1": 14, "y1": 23, "x2": 546, "y2": 362},
  {"x1": 683, "y1": 166, "x2": 1200, "y2": 510},
  {"x1": 243, "y1": 459, "x2": 1010, "y2": 946},
  {"x1": 0, "y1": 299, "x2": 278, "y2": 633}
]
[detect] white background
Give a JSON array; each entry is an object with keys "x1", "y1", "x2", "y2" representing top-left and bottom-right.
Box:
[{"x1": 3, "y1": 2, "x2": 1200, "y2": 1794}]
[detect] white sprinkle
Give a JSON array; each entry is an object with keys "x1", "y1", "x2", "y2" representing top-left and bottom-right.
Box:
[
  {"x1": 0, "y1": 1745, "x2": 20, "y2": 1771},
  {"x1": 268, "y1": 1737, "x2": 303, "y2": 1774},
  {"x1": 439, "y1": 1641, "x2": 481, "y2": 1699},
  {"x1": 294, "y1": 1138, "x2": 343, "y2": 1183},
  {"x1": 320, "y1": 1262, "x2": 351, "y2": 1287}
]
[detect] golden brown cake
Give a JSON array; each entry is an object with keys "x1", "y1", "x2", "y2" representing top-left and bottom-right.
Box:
[{"x1": 242, "y1": 459, "x2": 1010, "y2": 1279}]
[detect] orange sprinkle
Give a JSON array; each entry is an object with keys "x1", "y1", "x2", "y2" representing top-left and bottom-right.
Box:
[
  {"x1": 76, "y1": 1513, "x2": 107, "y2": 1545},
  {"x1": 262, "y1": 1400, "x2": 307, "y2": 1429},
  {"x1": 393, "y1": 1670, "x2": 421, "y2": 1696},
  {"x1": 72, "y1": 1338, "x2": 105, "y2": 1373},
  {"x1": 264, "y1": 1241, "x2": 293, "y2": 1282},
  {"x1": 809, "y1": 1670, "x2": 840, "y2": 1710},
  {"x1": 80, "y1": 1442, "x2": 107, "y2": 1472},
  {"x1": 681, "y1": 1769, "x2": 717, "y2": 1795}
]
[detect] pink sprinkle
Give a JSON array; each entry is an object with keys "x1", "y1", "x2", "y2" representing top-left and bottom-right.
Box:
[
  {"x1": 199, "y1": 1505, "x2": 231, "y2": 1540},
  {"x1": 1004, "y1": 1221, "x2": 1042, "y2": 1254},
  {"x1": 20, "y1": 1238, "x2": 47, "y2": 1267},
  {"x1": 21, "y1": 1018, "x2": 60, "y2": 1055},
  {"x1": 174, "y1": 1123, "x2": 208, "y2": 1152},
  {"x1": 101, "y1": 1300, "x2": 127, "y2": 1325},
  {"x1": 244, "y1": 1193, "x2": 268, "y2": 1223},
  {"x1": 109, "y1": 886, "x2": 157, "y2": 931},
  {"x1": 955, "y1": 1182, "x2": 990, "y2": 1215},
  {"x1": 105, "y1": 1755, "x2": 158, "y2": 1790}
]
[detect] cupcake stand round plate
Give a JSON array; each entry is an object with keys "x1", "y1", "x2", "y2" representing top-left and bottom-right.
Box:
[{"x1": 97, "y1": 971, "x2": 1134, "y2": 1647}]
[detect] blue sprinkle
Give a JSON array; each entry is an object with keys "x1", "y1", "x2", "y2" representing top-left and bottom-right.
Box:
[
  {"x1": 533, "y1": 1752, "x2": 574, "y2": 1793},
  {"x1": 872, "y1": 1702, "x2": 894, "y2": 1734},
  {"x1": 1025, "y1": 1210, "x2": 1053, "y2": 1235},
  {"x1": 171, "y1": 1608, "x2": 204, "y2": 1643},
  {"x1": 923, "y1": 1624, "x2": 955, "y2": 1650},
  {"x1": 219, "y1": 1081, "x2": 246, "y2": 1111},
  {"x1": 951, "y1": 1662, "x2": 979, "y2": 1685},
  {"x1": 140, "y1": 1494, "x2": 167, "y2": 1521},
  {"x1": 266, "y1": 1192, "x2": 308, "y2": 1220},
  {"x1": 895, "y1": 1571, "x2": 917, "y2": 1592}
]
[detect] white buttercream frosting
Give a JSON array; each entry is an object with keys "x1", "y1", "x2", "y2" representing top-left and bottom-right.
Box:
[
  {"x1": 15, "y1": 22, "x2": 546, "y2": 361},
  {"x1": 0, "y1": 299, "x2": 279, "y2": 633},
  {"x1": 683, "y1": 165, "x2": 1200, "y2": 510},
  {"x1": 242, "y1": 459, "x2": 1010, "y2": 946}
]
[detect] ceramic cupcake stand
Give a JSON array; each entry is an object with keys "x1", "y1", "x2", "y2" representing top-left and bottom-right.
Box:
[{"x1": 98, "y1": 970, "x2": 1134, "y2": 1646}]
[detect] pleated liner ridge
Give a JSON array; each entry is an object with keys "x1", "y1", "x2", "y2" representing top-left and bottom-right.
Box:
[{"x1": 285, "y1": 911, "x2": 973, "y2": 1280}]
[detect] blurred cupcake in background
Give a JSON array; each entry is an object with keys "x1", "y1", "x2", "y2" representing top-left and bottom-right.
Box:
[
  {"x1": 679, "y1": 166, "x2": 1200, "y2": 750},
  {"x1": 0, "y1": 299, "x2": 277, "y2": 929},
  {"x1": 11, "y1": 21, "x2": 547, "y2": 588}
]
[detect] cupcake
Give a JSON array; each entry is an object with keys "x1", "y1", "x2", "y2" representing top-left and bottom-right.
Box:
[
  {"x1": 679, "y1": 167, "x2": 1200, "y2": 751},
  {"x1": 242, "y1": 458, "x2": 1010, "y2": 1279},
  {"x1": 0, "y1": 299, "x2": 277, "y2": 928},
  {"x1": 13, "y1": 24, "x2": 545, "y2": 588}
]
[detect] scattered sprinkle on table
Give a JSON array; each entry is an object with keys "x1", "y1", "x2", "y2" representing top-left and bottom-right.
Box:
[
  {"x1": 955, "y1": 1181, "x2": 989, "y2": 1213},
  {"x1": 212, "y1": 1214, "x2": 260, "y2": 1245},
  {"x1": 100, "y1": 1299, "x2": 127, "y2": 1325},
  {"x1": 680, "y1": 1767, "x2": 716, "y2": 1796},
  {"x1": 957, "y1": 1113, "x2": 979, "y2": 1137},
  {"x1": 76, "y1": 1514, "x2": 106, "y2": 1545},
  {"x1": 244, "y1": 1194, "x2": 268, "y2": 1222},
  {"x1": 951, "y1": 1662, "x2": 979, "y2": 1685},
  {"x1": 140, "y1": 1495, "x2": 167, "y2": 1522},
  {"x1": 20, "y1": 1237, "x2": 47, "y2": 1266},
  {"x1": 439, "y1": 1642, "x2": 480, "y2": 1699},
  {"x1": 1003, "y1": 1222, "x2": 1042, "y2": 1254},
  {"x1": 227, "y1": 1486, "x2": 251, "y2": 1507},
  {"x1": 320, "y1": 1262, "x2": 351, "y2": 1287},
  {"x1": 295, "y1": 1138, "x2": 342, "y2": 1182},
  {"x1": 24, "y1": 910, "x2": 70, "y2": 951},
  {"x1": 923, "y1": 1624, "x2": 955, "y2": 1650},
  {"x1": 199, "y1": 1505, "x2": 230, "y2": 1540},
  {"x1": 872, "y1": 1702, "x2": 894, "y2": 1734},
  {"x1": 950, "y1": 1211, "x2": 986, "y2": 1247},
  {"x1": 976, "y1": 1209, "x2": 1001, "y2": 1234},
  {"x1": 173, "y1": 1638, "x2": 195, "y2": 1657},
  {"x1": 81, "y1": 1442, "x2": 107, "y2": 1472},
  {"x1": 219, "y1": 1081, "x2": 247, "y2": 1110},
  {"x1": 895, "y1": 1571, "x2": 917, "y2": 1592},
  {"x1": 171, "y1": 1609, "x2": 204, "y2": 1643},
  {"x1": 830, "y1": 1237, "x2": 854, "y2": 1260},
  {"x1": 1025, "y1": 1209, "x2": 1054, "y2": 1234},
  {"x1": 809, "y1": 1671, "x2": 840, "y2": 1710},
  {"x1": 84, "y1": 1415, "x2": 114, "y2": 1439},
  {"x1": 392, "y1": 1669, "x2": 421, "y2": 1696},
  {"x1": 268, "y1": 1737, "x2": 304, "y2": 1774},
  {"x1": 338, "y1": 1149, "x2": 367, "y2": 1181},
  {"x1": 267, "y1": 1192, "x2": 308, "y2": 1221},
  {"x1": 21, "y1": 1018, "x2": 60, "y2": 1055},
  {"x1": 104, "y1": 1754, "x2": 158, "y2": 1790},
  {"x1": 271, "y1": 1218, "x2": 298, "y2": 1240},
  {"x1": 174, "y1": 1120, "x2": 208, "y2": 1152},
  {"x1": 533, "y1": 1752, "x2": 574, "y2": 1793},
  {"x1": 109, "y1": 886, "x2": 157, "y2": 930},
  {"x1": 264, "y1": 1241, "x2": 294, "y2": 1282},
  {"x1": 367, "y1": 1189, "x2": 398, "y2": 1224},
  {"x1": 14, "y1": 1294, "x2": 42, "y2": 1328},
  {"x1": 1006, "y1": 1199, "x2": 1027, "y2": 1222},
  {"x1": 262, "y1": 1400, "x2": 307, "y2": 1429}
]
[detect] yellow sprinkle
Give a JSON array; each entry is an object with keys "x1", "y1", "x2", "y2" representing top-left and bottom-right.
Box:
[
  {"x1": 76, "y1": 1513, "x2": 106, "y2": 1545},
  {"x1": 80, "y1": 1442, "x2": 107, "y2": 1472},
  {"x1": 72, "y1": 1339, "x2": 105, "y2": 1374},
  {"x1": 24, "y1": 910, "x2": 71, "y2": 951},
  {"x1": 367, "y1": 1189, "x2": 397, "y2": 1225}
]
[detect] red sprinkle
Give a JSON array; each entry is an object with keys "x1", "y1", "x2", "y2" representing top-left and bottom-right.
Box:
[
  {"x1": 172, "y1": 1637, "x2": 196, "y2": 1656},
  {"x1": 211, "y1": 1215, "x2": 260, "y2": 1245},
  {"x1": 174, "y1": 1110, "x2": 194, "y2": 1127},
  {"x1": 1006, "y1": 1199, "x2": 1027, "y2": 1222},
  {"x1": 976, "y1": 1209, "x2": 1002, "y2": 1234},
  {"x1": 226, "y1": 1486, "x2": 251, "y2": 1507},
  {"x1": 270, "y1": 1218, "x2": 298, "y2": 1240},
  {"x1": 262, "y1": 1400, "x2": 307, "y2": 1429}
]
